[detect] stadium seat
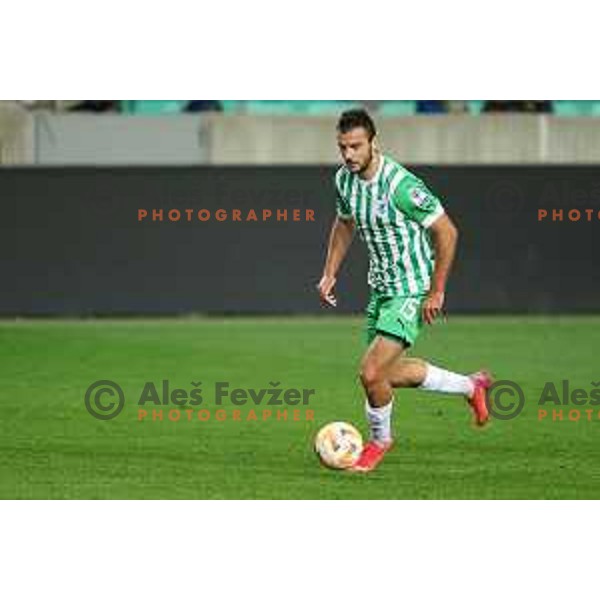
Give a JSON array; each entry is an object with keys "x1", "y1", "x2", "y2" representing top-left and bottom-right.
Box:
[
  {"x1": 552, "y1": 101, "x2": 600, "y2": 116},
  {"x1": 221, "y1": 101, "x2": 244, "y2": 113},
  {"x1": 467, "y1": 100, "x2": 485, "y2": 115},
  {"x1": 303, "y1": 101, "x2": 363, "y2": 115},
  {"x1": 237, "y1": 100, "x2": 364, "y2": 116},
  {"x1": 553, "y1": 101, "x2": 585, "y2": 116},
  {"x1": 241, "y1": 101, "x2": 304, "y2": 115},
  {"x1": 378, "y1": 101, "x2": 417, "y2": 116}
]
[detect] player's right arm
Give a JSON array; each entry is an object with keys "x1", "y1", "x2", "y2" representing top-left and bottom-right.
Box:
[
  {"x1": 318, "y1": 169, "x2": 355, "y2": 307},
  {"x1": 318, "y1": 216, "x2": 355, "y2": 307}
]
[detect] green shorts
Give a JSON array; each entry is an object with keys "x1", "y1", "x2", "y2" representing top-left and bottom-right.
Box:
[{"x1": 366, "y1": 291, "x2": 426, "y2": 348}]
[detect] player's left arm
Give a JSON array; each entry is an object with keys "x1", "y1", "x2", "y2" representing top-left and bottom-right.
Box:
[
  {"x1": 391, "y1": 176, "x2": 458, "y2": 325},
  {"x1": 423, "y1": 213, "x2": 458, "y2": 325}
]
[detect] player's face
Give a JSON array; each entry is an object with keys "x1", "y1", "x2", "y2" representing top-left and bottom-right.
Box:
[{"x1": 337, "y1": 127, "x2": 374, "y2": 174}]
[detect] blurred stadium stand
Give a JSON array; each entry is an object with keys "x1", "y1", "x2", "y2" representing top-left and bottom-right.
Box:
[
  {"x1": 12, "y1": 99, "x2": 600, "y2": 116},
  {"x1": 5, "y1": 100, "x2": 600, "y2": 165}
]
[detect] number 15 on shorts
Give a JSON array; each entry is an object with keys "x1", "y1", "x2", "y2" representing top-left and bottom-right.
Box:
[{"x1": 399, "y1": 297, "x2": 421, "y2": 321}]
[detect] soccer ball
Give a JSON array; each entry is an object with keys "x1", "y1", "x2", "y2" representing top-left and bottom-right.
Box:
[{"x1": 314, "y1": 421, "x2": 363, "y2": 469}]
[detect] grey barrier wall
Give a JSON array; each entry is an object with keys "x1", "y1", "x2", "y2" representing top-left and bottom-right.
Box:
[
  {"x1": 18, "y1": 112, "x2": 600, "y2": 165},
  {"x1": 0, "y1": 103, "x2": 34, "y2": 165},
  {"x1": 34, "y1": 113, "x2": 209, "y2": 165},
  {"x1": 1, "y1": 166, "x2": 599, "y2": 315}
]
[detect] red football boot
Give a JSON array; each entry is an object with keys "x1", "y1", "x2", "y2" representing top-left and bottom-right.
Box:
[
  {"x1": 350, "y1": 440, "x2": 394, "y2": 473},
  {"x1": 468, "y1": 370, "x2": 493, "y2": 426}
]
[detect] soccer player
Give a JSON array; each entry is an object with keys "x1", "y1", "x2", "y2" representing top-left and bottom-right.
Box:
[{"x1": 318, "y1": 109, "x2": 492, "y2": 473}]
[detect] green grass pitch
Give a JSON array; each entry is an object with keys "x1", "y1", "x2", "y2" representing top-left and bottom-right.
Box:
[{"x1": 1, "y1": 316, "x2": 599, "y2": 499}]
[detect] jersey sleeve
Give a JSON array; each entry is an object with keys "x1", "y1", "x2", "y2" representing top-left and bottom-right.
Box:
[
  {"x1": 336, "y1": 192, "x2": 353, "y2": 220},
  {"x1": 334, "y1": 168, "x2": 353, "y2": 220},
  {"x1": 391, "y1": 175, "x2": 445, "y2": 228}
]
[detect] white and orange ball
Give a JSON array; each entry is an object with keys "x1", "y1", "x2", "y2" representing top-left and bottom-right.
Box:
[{"x1": 314, "y1": 422, "x2": 363, "y2": 469}]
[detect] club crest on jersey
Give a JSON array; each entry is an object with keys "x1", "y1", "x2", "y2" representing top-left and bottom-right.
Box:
[
  {"x1": 375, "y1": 195, "x2": 389, "y2": 217},
  {"x1": 410, "y1": 187, "x2": 430, "y2": 208}
]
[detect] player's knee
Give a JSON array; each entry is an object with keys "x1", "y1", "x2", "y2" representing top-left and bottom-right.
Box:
[{"x1": 359, "y1": 361, "x2": 386, "y2": 389}]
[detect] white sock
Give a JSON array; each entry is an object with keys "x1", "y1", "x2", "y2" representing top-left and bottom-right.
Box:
[
  {"x1": 420, "y1": 364, "x2": 474, "y2": 396},
  {"x1": 365, "y1": 400, "x2": 393, "y2": 444}
]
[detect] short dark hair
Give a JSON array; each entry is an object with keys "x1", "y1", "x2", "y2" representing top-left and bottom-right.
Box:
[{"x1": 337, "y1": 108, "x2": 377, "y2": 140}]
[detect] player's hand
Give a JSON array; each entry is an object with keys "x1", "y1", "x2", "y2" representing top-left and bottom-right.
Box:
[
  {"x1": 317, "y1": 274, "x2": 338, "y2": 308},
  {"x1": 422, "y1": 290, "x2": 445, "y2": 325}
]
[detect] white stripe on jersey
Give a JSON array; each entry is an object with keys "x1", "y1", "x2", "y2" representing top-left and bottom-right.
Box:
[
  {"x1": 355, "y1": 177, "x2": 382, "y2": 289},
  {"x1": 381, "y1": 160, "x2": 404, "y2": 295},
  {"x1": 382, "y1": 157, "x2": 402, "y2": 295},
  {"x1": 394, "y1": 211, "x2": 419, "y2": 295},
  {"x1": 388, "y1": 168, "x2": 407, "y2": 198},
  {"x1": 408, "y1": 220, "x2": 431, "y2": 291}
]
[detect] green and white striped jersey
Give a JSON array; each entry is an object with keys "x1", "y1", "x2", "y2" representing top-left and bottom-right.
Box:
[{"x1": 335, "y1": 154, "x2": 445, "y2": 297}]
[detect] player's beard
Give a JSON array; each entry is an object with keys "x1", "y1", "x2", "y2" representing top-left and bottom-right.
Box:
[{"x1": 356, "y1": 145, "x2": 375, "y2": 176}]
